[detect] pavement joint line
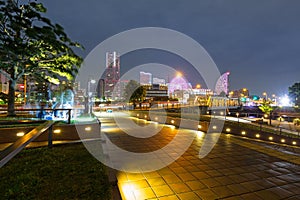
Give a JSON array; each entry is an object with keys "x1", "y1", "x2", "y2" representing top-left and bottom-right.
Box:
[{"x1": 225, "y1": 134, "x2": 300, "y2": 165}]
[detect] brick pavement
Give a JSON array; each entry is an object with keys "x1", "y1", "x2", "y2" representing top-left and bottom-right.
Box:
[{"x1": 102, "y1": 116, "x2": 300, "y2": 200}]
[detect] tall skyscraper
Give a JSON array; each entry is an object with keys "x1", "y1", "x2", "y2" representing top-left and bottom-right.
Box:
[
  {"x1": 139, "y1": 71, "x2": 152, "y2": 85},
  {"x1": 104, "y1": 52, "x2": 120, "y2": 99}
]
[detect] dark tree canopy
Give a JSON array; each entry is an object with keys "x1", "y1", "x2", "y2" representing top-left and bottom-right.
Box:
[
  {"x1": 0, "y1": 0, "x2": 83, "y2": 115},
  {"x1": 124, "y1": 80, "x2": 146, "y2": 103}
]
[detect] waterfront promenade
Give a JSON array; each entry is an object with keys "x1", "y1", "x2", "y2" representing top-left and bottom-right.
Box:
[{"x1": 100, "y1": 112, "x2": 300, "y2": 200}]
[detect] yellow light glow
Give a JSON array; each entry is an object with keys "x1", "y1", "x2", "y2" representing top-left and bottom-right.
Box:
[
  {"x1": 85, "y1": 126, "x2": 92, "y2": 131},
  {"x1": 196, "y1": 131, "x2": 205, "y2": 138},
  {"x1": 241, "y1": 131, "x2": 246, "y2": 135},
  {"x1": 212, "y1": 126, "x2": 217, "y2": 129},
  {"x1": 198, "y1": 125, "x2": 202, "y2": 129},
  {"x1": 154, "y1": 117, "x2": 158, "y2": 121},
  {"x1": 137, "y1": 114, "x2": 139, "y2": 117},
  {"x1": 269, "y1": 136, "x2": 273, "y2": 140},
  {"x1": 292, "y1": 141, "x2": 297, "y2": 145},
  {"x1": 196, "y1": 84, "x2": 201, "y2": 89},
  {"x1": 226, "y1": 128, "x2": 231, "y2": 132},
  {"x1": 121, "y1": 183, "x2": 136, "y2": 200},
  {"x1": 255, "y1": 134, "x2": 260, "y2": 138},
  {"x1": 176, "y1": 72, "x2": 182, "y2": 77},
  {"x1": 281, "y1": 139, "x2": 285, "y2": 143},
  {"x1": 220, "y1": 112, "x2": 224, "y2": 115},
  {"x1": 53, "y1": 129, "x2": 61, "y2": 134},
  {"x1": 144, "y1": 115, "x2": 147, "y2": 119},
  {"x1": 16, "y1": 132, "x2": 25, "y2": 137},
  {"x1": 171, "y1": 120, "x2": 175, "y2": 124}
]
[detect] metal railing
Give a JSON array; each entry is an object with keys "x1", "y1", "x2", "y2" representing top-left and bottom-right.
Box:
[
  {"x1": 0, "y1": 108, "x2": 78, "y2": 124},
  {"x1": 0, "y1": 120, "x2": 57, "y2": 167}
]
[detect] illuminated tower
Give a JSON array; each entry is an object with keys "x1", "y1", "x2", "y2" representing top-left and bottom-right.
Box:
[{"x1": 104, "y1": 52, "x2": 120, "y2": 99}]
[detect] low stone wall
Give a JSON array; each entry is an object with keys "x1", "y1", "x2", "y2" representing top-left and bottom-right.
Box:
[
  {"x1": 0, "y1": 123, "x2": 101, "y2": 144},
  {"x1": 131, "y1": 111, "x2": 300, "y2": 147}
]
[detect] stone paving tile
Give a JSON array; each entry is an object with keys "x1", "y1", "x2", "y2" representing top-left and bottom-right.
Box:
[
  {"x1": 158, "y1": 195, "x2": 180, "y2": 200},
  {"x1": 162, "y1": 174, "x2": 182, "y2": 184},
  {"x1": 168, "y1": 183, "x2": 191, "y2": 194},
  {"x1": 194, "y1": 188, "x2": 219, "y2": 199},
  {"x1": 266, "y1": 187, "x2": 295, "y2": 199},
  {"x1": 177, "y1": 192, "x2": 199, "y2": 200},
  {"x1": 211, "y1": 185, "x2": 235, "y2": 199},
  {"x1": 177, "y1": 172, "x2": 197, "y2": 182},
  {"x1": 152, "y1": 185, "x2": 174, "y2": 197},
  {"x1": 240, "y1": 193, "x2": 264, "y2": 200},
  {"x1": 185, "y1": 180, "x2": 207, "y2": 190},
  {"x1": 254, "y1": 189, "x2": 282, "y2": 200},
  {"x1": 201, "y1": 178, "x2": 223, "y2": 188},
  {"x1": 103, "y1": 117, "x2": 300, "y2": 200},
  {"x1": 226, "y1": 183, "x2": 249, "y2": 195},
  {"x1": 147, "y1": 177, "x2": 166, "y2": 187},
  {"x1": 134, "y1": 187, "x2": 156, "y2": 200}
]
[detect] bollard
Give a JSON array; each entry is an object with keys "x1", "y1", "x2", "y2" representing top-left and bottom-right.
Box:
[{"x1": 48, "y1": 125, "x2": 53, "y2": 148}]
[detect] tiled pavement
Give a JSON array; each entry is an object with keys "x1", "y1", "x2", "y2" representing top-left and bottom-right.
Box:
[{"x1": 101, "y1": 116, "x2": 300, "y2": 200}]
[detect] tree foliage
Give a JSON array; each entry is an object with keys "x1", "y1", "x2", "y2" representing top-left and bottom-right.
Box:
[
  {"x1": 288, "y1": 82, "x2": 300, "y2": 107},
  {"x1": 0, "y1": 0, "x2": 83, "y2": 115},
  {"x1": 259, "y1": 99, "x2": 274, "y2": 125},
  {"x1": 124, "y1": 80, "x2": 146, "y2": 103}
]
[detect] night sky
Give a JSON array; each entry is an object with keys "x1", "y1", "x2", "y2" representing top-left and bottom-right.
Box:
[{"x1": 40, "y1": 0, "x2": 300, "y2": 96}]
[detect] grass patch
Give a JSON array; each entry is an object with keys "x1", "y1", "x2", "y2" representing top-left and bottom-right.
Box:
[{"x1": 0, "y1": 144, "x2": 111, "y2": 199}]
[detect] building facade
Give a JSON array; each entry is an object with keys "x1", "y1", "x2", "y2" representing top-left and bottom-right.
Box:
[
  {"x1": 104, "y1": 52, "x2": 120, "y2": 99},
  {"x1": 140, "y1": 71, "x2": 152, "y2": 85}
]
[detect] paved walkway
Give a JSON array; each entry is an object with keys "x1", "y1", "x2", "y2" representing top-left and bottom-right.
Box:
[{"x1": 101, "y1": 114, "x2": 300, "y2": 200}]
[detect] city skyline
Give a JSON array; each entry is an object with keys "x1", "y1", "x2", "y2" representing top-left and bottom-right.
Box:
[{"x1": 41, "y1": 0, "x2": 300, "y2": 96}]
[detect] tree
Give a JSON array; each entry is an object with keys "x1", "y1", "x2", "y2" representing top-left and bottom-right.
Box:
[
  {"x1": 259, "y1": 99, "x2": 274, "y2": 125},
  {"x1": 288, "y1": 82, "x2": 300, "y2": 107},
  {"x1": 124, "y1": 80, "x2": 146, "y2": 108},
  {"x1": 0, "y1": 0, "x2": 83, "y2": 116}
]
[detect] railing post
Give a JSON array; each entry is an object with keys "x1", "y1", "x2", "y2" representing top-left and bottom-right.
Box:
[
  {"x1": 48, "y1": 125, "x2": 53, "y2": 148},
  {"x1": 68, "y1": 109, "x2": 71, "y2": 124}
]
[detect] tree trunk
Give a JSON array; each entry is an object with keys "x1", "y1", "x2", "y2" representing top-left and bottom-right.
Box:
[{"x1": 7, "y1": 80, "x2": 16, "y2": 116}]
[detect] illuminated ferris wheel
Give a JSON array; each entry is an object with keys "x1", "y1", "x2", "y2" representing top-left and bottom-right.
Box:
[{"x1": 215, "y1": 72, "x2": 230, "y2": 95}]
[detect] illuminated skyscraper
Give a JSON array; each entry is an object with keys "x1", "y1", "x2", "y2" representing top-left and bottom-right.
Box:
[
  {"x1": 140, "y1": 71, "x2": 152, "y2": 85},
  {"x1": 153, "y1": 77, "x2": 166, "y2": 85},
  {"x1": 104, "y1": 52, "x2": 120, "y2": 99}
]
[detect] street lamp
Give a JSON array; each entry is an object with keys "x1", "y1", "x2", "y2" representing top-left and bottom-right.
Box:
[
  {"x1": 236, "y1": 112, "x2": 240, "y2": 125},
  {"x1": 263, "y1": 92, "x2": 267, "y2": 100}
]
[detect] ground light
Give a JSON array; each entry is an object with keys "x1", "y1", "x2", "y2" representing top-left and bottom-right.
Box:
[
  {"x1": 85, "y1": 126, "x2": 92, "y2": 131},
  {"x1": 269, "y1": 136, "x2": 273, "y2": 141},
  {"x1": 53, "y1": 129, "x2": 61, "y2": 134},
  {"x1": 16, "y1": 132, "x2": 25, "y2": 137}
]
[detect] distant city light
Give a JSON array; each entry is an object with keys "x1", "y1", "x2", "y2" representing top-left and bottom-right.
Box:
[
  {"x1": 176, "y1": 72, "x2": 182, "y2": 77},
  {"x1": 279, "y1": 95, "x2": 290, "y2": 107}
]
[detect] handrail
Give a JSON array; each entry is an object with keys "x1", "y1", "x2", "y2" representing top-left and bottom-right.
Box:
[{"x1": 0, "y1": 120, "x2": 56, "y2": 168}]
